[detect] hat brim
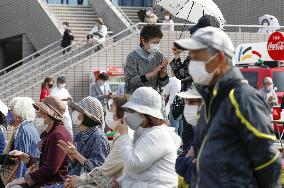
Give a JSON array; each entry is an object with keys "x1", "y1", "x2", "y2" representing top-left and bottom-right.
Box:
[
  {"x1": 177, "y1": 91, "x2": 202, "y2": 99},
  {"x1": 33, "y1": 102, "x2": 63, "y2": 121},
  {"x1": 95, "y1": 19, "x2": 104, "y2": 25},
  {"x1": 69, "y1": 102, "x2": 102, "y2": 124},
  {"x1": 174, "y1": 38, "x2": 207, "y2": 51},
  {"x1": 122, "y1": 101, "x2": 163, "y2": 120}
]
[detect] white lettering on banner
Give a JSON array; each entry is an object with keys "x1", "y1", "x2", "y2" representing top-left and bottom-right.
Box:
[{"x1": 268, "y1": 41, "x2": 284, "y2": 51}]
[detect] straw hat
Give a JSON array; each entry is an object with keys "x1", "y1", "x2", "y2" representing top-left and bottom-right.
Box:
[{"x1": 95, "y1": 17, "x2": 104, "y2": 25}]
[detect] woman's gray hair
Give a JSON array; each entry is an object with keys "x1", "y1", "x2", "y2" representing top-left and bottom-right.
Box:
[{"x1": 10, "y1": 97, "x2": 36, "y2": 122}]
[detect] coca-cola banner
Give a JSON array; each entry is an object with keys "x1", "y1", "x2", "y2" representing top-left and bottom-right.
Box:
[{"x1": 267, "y1": 32, "x2": 284, "y2": 60}]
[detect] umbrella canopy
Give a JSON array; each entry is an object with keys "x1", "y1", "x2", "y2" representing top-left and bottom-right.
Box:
[
  {"x1": 0, "y1": 99, "x2": 8, "y2": 116},
  {"x1": 155, "y1": 0, "x2": 225, "y2": 27}
]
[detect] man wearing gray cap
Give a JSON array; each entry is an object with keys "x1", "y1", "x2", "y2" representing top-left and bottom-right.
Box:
[{"x1": 174, "y1": 26, "x2": 281, "y2": 187}]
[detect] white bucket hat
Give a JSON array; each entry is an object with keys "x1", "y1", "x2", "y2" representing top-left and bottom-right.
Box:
[
  {"x1": 122, "y1": 87, "x2": 163, "y2": 119},
  {"x1": 177, "y1": 87, "x2": 202, "y2": 99}
]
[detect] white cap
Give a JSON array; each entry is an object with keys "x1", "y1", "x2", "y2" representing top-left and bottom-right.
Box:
[
  {"x1": 122, "y1": 87, "x2": 163, "y2": 119},
  {"x1": 177, "y1": 87, "x2": 202, "y2": 99},
  {"x1": 174, "y1": 26, "x2": 235, "y2": 58}
]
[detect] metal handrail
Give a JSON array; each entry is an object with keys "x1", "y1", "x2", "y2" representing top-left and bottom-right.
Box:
[
  {"x1": 3, "y1": 22, "x2": 284, "y2": 98},
  {"x1": 0, "y1": 23, "x2": 141, "y2": 97},
  {"x1": 5, "y1": 27, "x2": 139, "y2": 100},
  {"x1": 0, "y1": 39, "x2": 61, "y2": 75},
  {"x1": 111, "y1": 2, "x2": 135, "y2": 27},
  {"x1": 0, "y1": 33, "x2": 90, "y2": 87}
]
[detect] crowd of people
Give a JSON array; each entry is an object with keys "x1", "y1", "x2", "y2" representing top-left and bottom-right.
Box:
[{"x1": 0, "y1": 14, "x2": 282, "y2": 188}]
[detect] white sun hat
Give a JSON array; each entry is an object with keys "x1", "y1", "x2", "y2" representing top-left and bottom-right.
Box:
[
  {"x1": 177, "y1": 87, "x2": 202, "y2": 99},
  {"x1": 122, "y1": 87, "x2": 163, "y2": 119}
]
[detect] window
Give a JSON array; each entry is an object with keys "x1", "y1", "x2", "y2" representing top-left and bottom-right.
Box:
[
  {"x1": 241, "y1": 72, "x2": 258, "y2": 89},
  {"x1": 273, "y1": 72, "x2": 284, "y2": 92}
]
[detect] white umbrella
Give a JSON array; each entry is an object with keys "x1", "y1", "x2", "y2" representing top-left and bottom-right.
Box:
[
  {"x1": 155, "y1": 0, "x2": 226, "y2": 27},
  {"x1": 258, "y1": 14, "x2": 280, "y2": 34},
  {"x1": 0, "y1": 100, "x2": 8, "y2": 116}
]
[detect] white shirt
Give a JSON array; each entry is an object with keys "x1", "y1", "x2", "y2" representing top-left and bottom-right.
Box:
[
  {"x1": 117, "y1": 126, "x2": 181, "y2": 188},
  {"x1": 89, "y1": 25, "x2": 108, "y2": 44},
  {"x1": 161, "y1": 20, "x2": 175, "y2": 32},
  {"x1": 50, "y1": 86, "x2": 73, "y2": 137},
  {"x1": 163, "y1": 77, "x2": 181, "y2": 115}
]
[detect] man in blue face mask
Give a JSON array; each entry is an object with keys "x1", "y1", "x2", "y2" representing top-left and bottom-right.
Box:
[{"x1": 174, "y1": 26, "x2": 281, "y2": 188}]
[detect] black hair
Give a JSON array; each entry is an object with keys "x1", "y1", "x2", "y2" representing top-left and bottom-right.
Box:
[
  {"x1": 140, "y1": 25, "x2": 163, "y2": 46},
  {"x1": 262, "y1": 19, "x2": 270, "y2": 26},
  {"x1": 98, "y1": 72, "x2": 109, "y2": 81},
  {"x1": 164, "y1": 11, "x2": 172, "y2": 19},
  {"x1": 57, "y1": 76, "x2": 66, "y2": 84},
  {"x1": 63, "y1": 22, "x2": 69, "y2": 26},
  {"x1": 82, "y1": 114, "x2": 100, "y2": 127}
]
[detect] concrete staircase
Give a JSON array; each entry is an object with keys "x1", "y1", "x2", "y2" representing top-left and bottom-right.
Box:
[
  {"x1": 49, "y1": 5, "x2": 98, "y2": 41},
  {"x1": 119, "y1": 6, "x2": 189, "y2": 30},
  {"x1": 119, "y1": 6, "x2": 151, "y2": 24}
]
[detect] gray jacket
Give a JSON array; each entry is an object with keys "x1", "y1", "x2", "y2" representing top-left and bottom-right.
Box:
[
  {"x1": 91, "y1": 81, "x2": 109, "y2": 109},
  {"x1": 124, "y1": 50, "x2": 169, "y2": 94}
]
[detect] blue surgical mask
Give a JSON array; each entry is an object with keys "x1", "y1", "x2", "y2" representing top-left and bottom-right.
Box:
[{"x1": 6, "y1": 110, "x2": 15, "y2": 125}]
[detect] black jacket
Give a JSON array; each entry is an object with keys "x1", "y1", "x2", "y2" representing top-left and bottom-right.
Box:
[
  {"x1": 61, "y1": 29, "x2": 73, "y2": 48},
  {"x1": 195, "y1": 67, "x2": 281, "y2": 188}
]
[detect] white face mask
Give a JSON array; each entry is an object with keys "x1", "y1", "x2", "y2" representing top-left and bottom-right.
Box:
[
  {"x1": 72, "y1": 111, "x2": 83, "y2": 125},
  {"x1": 59, "y1": 83, "x2": 66, "y2": 88},
  {"x1": 189, "y1": 54, "x2": 218, "y2": 85},
  {"x1": 123, "y1": 112, "x2": 144, "y2": 130},
  {"x1": 263, "y1": 22, "x2": 269, "y2": 26},
  {"x1": 183, "y1": 104, "x2": 199, "y2": 126},
  {"x1": 148, "y1": 43, "x2": 160, "y2": 54},
  {"x1": 165, "y1": 16, "x2": 170, "y2": 20},
  {"x1": 105, "y1": 112, "x2": 118, "y2": 130},
  {"x1": 265, "y1": 85, "x2": 273, "y2": 92}
]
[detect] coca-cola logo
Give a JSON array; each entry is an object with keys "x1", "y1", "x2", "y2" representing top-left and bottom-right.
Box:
[{"x1": 267, "y1": 32, "x2": 284, "y2": 60}]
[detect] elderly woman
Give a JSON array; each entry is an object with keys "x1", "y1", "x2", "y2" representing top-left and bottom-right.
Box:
[
  {"x1": 6, "y1": 96, "x2": 72, "y2": 187},
  {"x1": 114, "y1": 87, "x2": 181, "y2": 187},
  {"x1": 57, "y1": 96, "x2": 110, "y2": 176},
  {"x1": 0, "y1": 97, "x2": 40, "y2": 186},
  {"x1": 64, "y1": 95, "x2": 133, "y2": 188}
]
